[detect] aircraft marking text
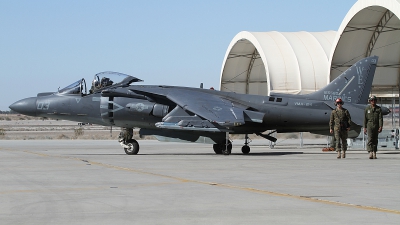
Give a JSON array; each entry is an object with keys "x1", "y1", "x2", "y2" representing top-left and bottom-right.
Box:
[
  {"x1": 294, "y1": 102, "x2": 313, "y2": 107},
  {"x1": 357, "y1": 66, "x2": 365, "y2": 84},
  {"x1": 323, "y1": 91, "x2": 352, "y2": 103},
  {"x1": 37, "y1": 102, "x2": 50, "y2": 110}
]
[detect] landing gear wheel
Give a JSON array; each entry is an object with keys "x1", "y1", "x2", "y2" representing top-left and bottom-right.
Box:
[
  {"x1": 241, "y1": 145, "x2": 250, "y2": 154},
  {"x1": 242, "y1": 134, "x2": 251, "y2": 154},
  {"x1": 222, "y1": 140, "x2": 232, "y2": 155},
  {"x1": 124, "y1": 139, "x2": 139, "y2": 155},
  {"x1": 213, "y1": 140, "x2": 232, "y2": 155},
  {"x1": 213, "y1": 144, "x2": 223, "y2": 154}
]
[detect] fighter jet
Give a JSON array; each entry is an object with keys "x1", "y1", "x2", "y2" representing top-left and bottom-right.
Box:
[{"x1": 10, "y1": 56, "x2": 386, "y2": 155}]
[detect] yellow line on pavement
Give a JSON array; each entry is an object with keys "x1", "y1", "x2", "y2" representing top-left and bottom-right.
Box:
[
  {"x1": 16, "y1": 149, "x2": 400, "y2": 215},
  {"x1": 77, "y1": 156, "x2": 400, "y2": 215}
]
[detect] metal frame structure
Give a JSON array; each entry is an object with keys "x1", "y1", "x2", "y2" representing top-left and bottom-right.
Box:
[{"x1": 221, "y1": 0, "x2": 400, "y2": 104}]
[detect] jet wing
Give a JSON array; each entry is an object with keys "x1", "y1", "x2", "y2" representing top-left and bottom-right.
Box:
[{"x1": 130, "y1": 87, "x2": 263, "y2": 128}]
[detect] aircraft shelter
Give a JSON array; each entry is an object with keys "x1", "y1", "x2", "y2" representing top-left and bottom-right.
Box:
[{"x1": 220, "y1": 0, "x2": 400, "y2": 120}]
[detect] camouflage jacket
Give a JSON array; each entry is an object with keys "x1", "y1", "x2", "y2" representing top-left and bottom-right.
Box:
[
  {"x1": 364, "y1": 105, "x2": 383, "y2": 128},
  {"x1": 329, "y1": 107, "x2": 351, "y2": 131}
]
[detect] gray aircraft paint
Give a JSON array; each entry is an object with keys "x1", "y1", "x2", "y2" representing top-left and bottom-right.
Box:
[{"x1": 10, "y1": 56, "x2": 384, "y2": 155}]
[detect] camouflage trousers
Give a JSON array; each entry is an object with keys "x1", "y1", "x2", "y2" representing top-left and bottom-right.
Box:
[
  {"x1": 366, "y1": 126, "x2": 379, "y2": 152},
  {"x1": 330, "y1": 136, "x2": 340, "y2": 148},
  {"x1": 334, "y1": 129, "x2": 348, "y2": 152}
]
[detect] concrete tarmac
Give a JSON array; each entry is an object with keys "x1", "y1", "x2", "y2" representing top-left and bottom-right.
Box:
[{"x1": 0, "y1": 140, "x2": 399, "y2": 224}]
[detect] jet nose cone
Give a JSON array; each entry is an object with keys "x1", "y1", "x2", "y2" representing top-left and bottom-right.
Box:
[{"x1": 9, "y1": 97, "x2": 37, "y2": 117}]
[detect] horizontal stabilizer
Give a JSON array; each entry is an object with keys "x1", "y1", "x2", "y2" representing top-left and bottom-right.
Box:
[{"x1": 310, "y1": 125, "x2": 361, "y2": 138}]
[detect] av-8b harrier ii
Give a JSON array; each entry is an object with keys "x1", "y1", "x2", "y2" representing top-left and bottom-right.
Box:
[{"x1": 10, "y1": 56, "x2": 386, "y2": 155}]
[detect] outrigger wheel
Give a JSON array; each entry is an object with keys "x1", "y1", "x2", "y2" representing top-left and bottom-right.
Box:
[
  {"x1": 124, "y1": 139, "x2": 140, "y2": 155},
  {"x1": 241, "y1": 134, "x2": 251, "y2": 154},
  {"x1": 241, "y1": 145, "x2": 250, "y2": 154}
]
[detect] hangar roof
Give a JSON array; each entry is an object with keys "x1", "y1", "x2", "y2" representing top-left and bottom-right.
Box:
[
  {"x1": 220, "y1": 0, "x2": 400, "y2": 98},
  {"x1": 220, "y1": 31, "x2": 336, "y2": 96},
  {"x1": 330, "y1": 0, "x2": 400, "y2": 97}
]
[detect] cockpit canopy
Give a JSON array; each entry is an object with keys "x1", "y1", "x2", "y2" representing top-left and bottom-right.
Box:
[
  {"x1": 58, "y1": 71, "x2": 142, "y2": 95},
  {"x1": 58, "y1": 79, "x2": 86, "y2": 95}
]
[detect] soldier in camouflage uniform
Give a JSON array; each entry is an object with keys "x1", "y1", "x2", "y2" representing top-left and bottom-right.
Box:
[
  {"x1": 364, "y1": 96, "x2": 383, "y2": 159},
  {"x1": 329, "y1": 98, "x2": 352, "y2": 159}
]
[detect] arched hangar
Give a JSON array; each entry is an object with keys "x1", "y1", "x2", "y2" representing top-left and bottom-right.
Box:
[{"x1": 220, "y1": 0, "x2": 400, "y2": 102}]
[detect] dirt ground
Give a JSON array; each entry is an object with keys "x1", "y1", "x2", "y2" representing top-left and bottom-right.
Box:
[
  {"x1": 0, "y1": 115, "x2": 128, "y2": 140},
  {"x1": 0, "y1": 114, "x2": 324, "y2": 141},
  {"x1": 0, "y1": 114, "x2": 395, "y2": 141}
]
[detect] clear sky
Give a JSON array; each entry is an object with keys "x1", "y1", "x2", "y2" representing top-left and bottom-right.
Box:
[{"x1": 0, "y1": 0, "x2": 357, "y2": 111}]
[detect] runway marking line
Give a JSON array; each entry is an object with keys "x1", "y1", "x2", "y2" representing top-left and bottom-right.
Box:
[
  {"x1": 8, "y1": 148, "x2": 400, "y2": 215},
  {"x1": 88, "y1": 161, "x2": 400, "y2": 215}
]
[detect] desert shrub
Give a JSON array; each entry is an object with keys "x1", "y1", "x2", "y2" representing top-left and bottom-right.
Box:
[
  {"x1": 5, "y1": 117, "x2": 11, "y2": 121},
  {"x1": 74, "y1": 127, "x2": 84, "y2": 137},
  {"x1": 0, "y1": 128, "x2": 5, "y2": 136},
  {"x1": 57, "y1": 134, "x2": 69, "y2": 139}
]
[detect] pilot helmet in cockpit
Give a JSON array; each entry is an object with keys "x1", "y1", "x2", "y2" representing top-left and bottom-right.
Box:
[
  {"x1": 100, "y1": 77, "x2": 113, "y2": 87},
  {"x1": 92, "y1": 79, "x2": 99, "y2": 88}
]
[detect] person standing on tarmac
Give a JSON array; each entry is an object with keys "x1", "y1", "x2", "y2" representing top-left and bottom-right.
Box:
[
  {"x1": 364, "y1": 96, "x2": 383, "y2": 159},
  {"x1": 330, "y1": 98, "x2": 352, "y2": 159}
]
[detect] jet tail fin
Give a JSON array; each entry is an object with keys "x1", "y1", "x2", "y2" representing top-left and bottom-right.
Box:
[{"x1": 305, "y1": 56, "x2": 378, "y2": 104}]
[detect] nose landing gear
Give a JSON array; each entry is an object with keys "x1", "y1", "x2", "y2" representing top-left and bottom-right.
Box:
[
  {"x1": 119, "y1": 128, "x2": 140, "y2": 155},
  {"x1": 120, "y1": 139, "x2": 139, "y2": 155}
]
